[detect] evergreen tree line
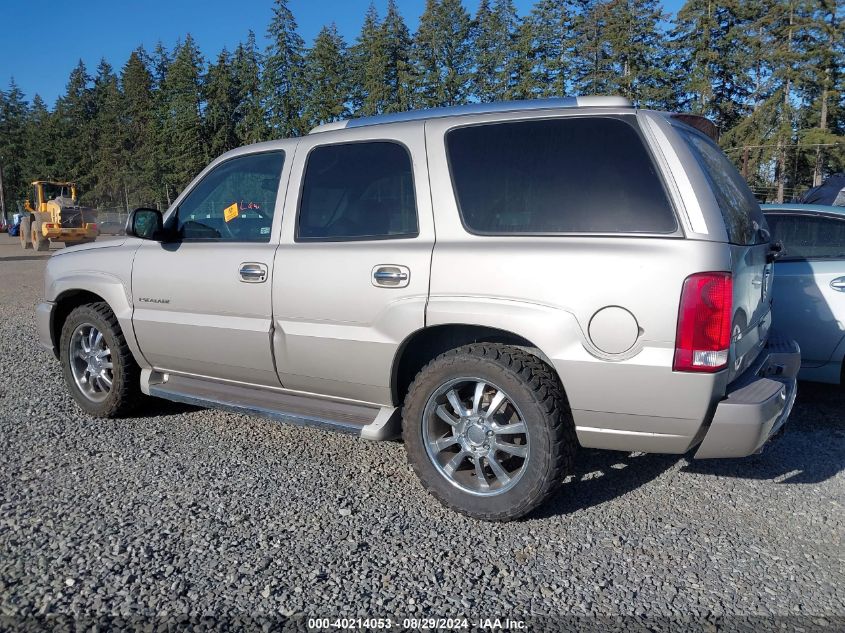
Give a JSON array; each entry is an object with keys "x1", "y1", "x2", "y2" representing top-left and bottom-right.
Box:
[{"x1": 0, "y1": 0, "x2": 841, "y2": 214}]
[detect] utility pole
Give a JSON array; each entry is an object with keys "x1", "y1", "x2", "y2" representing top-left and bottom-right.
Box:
[
  {"x1": 0, "y1": 164, "x2": 6, "y2": 223},
  {"x1": 742, "y1": 147, "x2": 749, "y2": 180}
]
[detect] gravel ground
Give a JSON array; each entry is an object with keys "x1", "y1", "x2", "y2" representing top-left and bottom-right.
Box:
[{"x1": 0, "y1": 234, "x2": 843, "y2": 631}]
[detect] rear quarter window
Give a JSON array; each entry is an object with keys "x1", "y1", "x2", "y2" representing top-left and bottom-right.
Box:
[
  {"x1": 445, "y1": 117, "x2": 677, "y2": 235},
  {"x1": 681, "y1": 130, "x2": 768, "y2": 245}
]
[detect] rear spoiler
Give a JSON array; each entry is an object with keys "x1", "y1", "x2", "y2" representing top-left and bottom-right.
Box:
[{"x1": 671, "y1": 114, "x2": 720, "y2": 142}]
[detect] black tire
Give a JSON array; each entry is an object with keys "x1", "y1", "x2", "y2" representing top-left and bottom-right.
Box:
[
  {"x1": 32, "y1": 219, "x2": 49, "y2": 251},
  {"x1": 59, "y1": 302, "x2": 144, "y2": 417},
  {"x1": 20, "y1": 216, "x2": 32, "y2": 249},
  {"x1": 403, "y1": 344, "x2": 576, "y2": 521}
]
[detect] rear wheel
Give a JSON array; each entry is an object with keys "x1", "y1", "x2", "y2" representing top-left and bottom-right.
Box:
[
  {"x1": 59, "y1": 302, "x2": 144, "y2": 417},
  {"x1": 19, "y1": 216, "x2": 32, "y2": 249},
  {"x1": 403, "y1": 344, "x2": 576, "y2": 521}
]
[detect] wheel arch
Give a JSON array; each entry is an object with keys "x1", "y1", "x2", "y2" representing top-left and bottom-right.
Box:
[
  {"x1": 391, "y1": 323, "x2": 557, "y2": 407},
  {"x1": 51, "y1": 289, "x2": 110, "y2": 357},
  {"x1": 49, "y1": 277, "x2": 148, "y2": 369}
]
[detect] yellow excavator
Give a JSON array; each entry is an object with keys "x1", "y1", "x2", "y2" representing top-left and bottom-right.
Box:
[{"x1": 20, "y1": 180, "x2": 98, "y2": 251}]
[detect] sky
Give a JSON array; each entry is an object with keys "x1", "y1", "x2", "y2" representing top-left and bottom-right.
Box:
[{"x1": 1, "y1": 0, "x2": 686, "y2": 107}]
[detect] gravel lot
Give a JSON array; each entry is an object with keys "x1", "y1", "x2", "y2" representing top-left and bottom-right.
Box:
[{"x1": 0, "y1": 234, "x2": 843, "y2": 630}]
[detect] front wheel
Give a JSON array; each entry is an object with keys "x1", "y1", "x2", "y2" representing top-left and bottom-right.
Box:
[
  {"x1": 59, "y1": 302, "x2": 144, "y2": 417},
  {"x1": 403, "y1": 344, "x2": 576, "y2": 521},
  {"x1": 32, "y1": 219, "x2": 49, "y2": 251}
]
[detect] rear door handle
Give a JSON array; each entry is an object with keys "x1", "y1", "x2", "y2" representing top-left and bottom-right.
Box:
[
  {"x1": 832, "y1": 277, "x2": 845, "y2": 292},
  {"x1": 239, "y1": 262, "x2": 268, "y2": 283},
  {"x1": 372, "y1": 265, "x2": 410, "y2": 288}
]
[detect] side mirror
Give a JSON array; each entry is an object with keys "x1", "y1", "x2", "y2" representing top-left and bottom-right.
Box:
[
  {"x1": 126, "y1": 208, "x2": 163, "y2": 240},
  {"x1": 767, "y1": 240, "x2": 784, "y2": 263}
]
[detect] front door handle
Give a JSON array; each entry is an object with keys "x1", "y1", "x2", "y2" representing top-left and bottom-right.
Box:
[
  {"x1": 239, "y1": 262, "x2": 268, "y2": 283},
  {"x1": 372, "y1": 265, "x2": 410, "y2": 288},
  {"x1": 832, "y1": 277, "x2": 845, "y2": 292}
]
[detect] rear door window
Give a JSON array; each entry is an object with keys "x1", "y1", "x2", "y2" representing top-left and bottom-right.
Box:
[
  {"x1": 445, "y1": 117, "x2": 677, "y2": 235},
  {"x1": 765, "y1": 213, "x2": 845, "y2": 260},
  {"x1": 297, "y1": 141, "x2": 418, "y2": 241},
  {"x1": 681, "y1": 130, "x2": 768, "y2": 245}
]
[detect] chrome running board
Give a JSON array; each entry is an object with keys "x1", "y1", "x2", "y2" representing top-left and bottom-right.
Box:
[{"x1": 141, "y1": 369, "x2": 400, "y2": 440}]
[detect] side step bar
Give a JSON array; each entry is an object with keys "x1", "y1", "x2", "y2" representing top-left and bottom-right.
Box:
[{"x1": 141, "y1": 370, "x2": 401, "y2": 440}]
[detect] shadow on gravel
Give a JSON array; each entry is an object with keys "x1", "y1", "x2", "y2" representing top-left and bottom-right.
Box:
[
  {"x1": 531, "y1": 381, "x2": 845, "y2": 519},
  {"x1": 532, "y1": 449, "x2": 680, "y2": 519},
  {"x1": 129, "y1": 398, "x2": 202, "y2": 419},
  {"x1": 682, "y1": 380, "x2": 845, "y2": 485}
]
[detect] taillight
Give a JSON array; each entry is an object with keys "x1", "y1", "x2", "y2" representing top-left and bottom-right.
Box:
[{"x1": 673, "y1": 272, "x2": 733, "y2": 373}]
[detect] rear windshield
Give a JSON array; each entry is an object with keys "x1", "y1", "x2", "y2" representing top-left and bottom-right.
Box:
[
  {"x1": 446, "y1": 117, "x2": 677, "y2": 235},
  {"x1": 681, "y1": 130, "x2": 768, "y2": 245}
]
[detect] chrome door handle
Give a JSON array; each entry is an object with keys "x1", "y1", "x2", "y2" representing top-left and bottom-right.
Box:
[
  {"x1": 239, "y1": 262, "x2": 268, "y2": 283},
  {"x1": 374, "y1": 270, "x2": 408, "y2": 282},
  {"x1": 832, "y1": 277, "x2": 845, "y2": 292},
  {"x1": 372, "y1": 265, "x2": 410, "y2": 288}
]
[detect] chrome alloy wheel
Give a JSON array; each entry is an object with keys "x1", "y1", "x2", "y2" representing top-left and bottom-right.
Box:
[
  {"x1": 422, "y1": 378, "x2": 530, "y2": 496},
  {"x1": 69, "y1": 323, "x2": 114, "y2": 402}
]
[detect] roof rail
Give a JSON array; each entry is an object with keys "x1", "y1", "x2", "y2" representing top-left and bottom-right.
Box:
[{"x1": 309, "y1": 95, "x2": 633, "y2": 134}]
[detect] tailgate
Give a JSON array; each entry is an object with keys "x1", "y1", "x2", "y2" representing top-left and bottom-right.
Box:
[
  {"x1": 677, "y1": 128, "x2": 774, "y2": 383},
  {"x1": 728, "y1": 242, "x2": 774, "y2": 382}
]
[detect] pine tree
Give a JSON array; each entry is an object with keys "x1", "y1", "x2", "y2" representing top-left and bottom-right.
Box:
[
  {"x1": 601, "y1": 0, "x2": 675, "y2": 108},
  {"x1": 53, "y1": 61, "x2": 96, "y2": 195},
  {"x1": 150, "y1": 42, "x2": 171, "y2": 90},
  {"x1": 232, "y1": 31, "x2": 267, "y2": 144},
  {"x1": 528, "y1": 0, "x2": 573, "y2": 97},
  {"x1": 303, "y1": 24, "x2": 349, "y2": 128},
  {"x1": 90, "y1": 59, "x2": 124, "y2": 207},
  {"x1": 382, "y1": 0, "x2": 414, "y2": 112},
  {"x1": 160, "y1": 35, "x2": 206, "y2": 195},
  {"x1": 351, "y1": 4, "x2": 389, "y2": 115},
  {"x1": 205, "y1": 48, "x2": 239, "y2": 158},
  {"x1": 711, "y1": 0, "x2": 752, "y2": 129},
  {"x1": 23, "y1": 94, "x2": 56, "y2": 189},
  {"x1": 472, "y1": 0, "x2": 524, "y2": 101},
  {"x1": 147, "y1": 42, "x2": 173, "y2": 205},
  {"x1": 766, "y1": 0, "x2": 804, "y2": 201},
  {"x1": 412, "y1": 0, "x2": 472, "y2": 107},
  {"x1": 571, "y1": 0, "x2": 610, "y2": 96},
  {"x1": 472, "y1": 0, "x2": 501, "y2": 102},
  {"x1": 796, "y1": 0, "x2": 843, "y2": 186},
  {"x1": 672, "y1": 0, "x2": 719, "y2": 115},
  {"x1": 264, "y1": 0, "x2": 306, "y2": 137},
  {"x1": 0, "y1": 79, "x2": 29, "y2": 211},
  {"x1": 507, "y1": 19, "x2": 540, "y2": 100},
  {"x1": 121, "y1": 48, "x2": 159, "y2": 207}
]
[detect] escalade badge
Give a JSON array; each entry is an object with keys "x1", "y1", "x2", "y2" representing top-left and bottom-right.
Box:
[{"x1": 138, "y1": 297, "x2": 170, "y2": 304}]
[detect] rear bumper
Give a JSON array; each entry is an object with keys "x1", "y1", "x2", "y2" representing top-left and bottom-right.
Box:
[
  {"x1": 694, "y1": 332, "x2": 800, "y2": 458},
  {"x1": 36, "y1": 300, "x2": 57, "y2": 357}
]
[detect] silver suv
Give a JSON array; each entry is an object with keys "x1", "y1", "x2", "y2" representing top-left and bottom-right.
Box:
[{"x1": 37, "y1": 97, "x2": 800, "y2": 520}]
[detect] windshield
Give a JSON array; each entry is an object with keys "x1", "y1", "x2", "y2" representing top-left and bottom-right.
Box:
[{"x1": 41, "y1": 183, "x2": 73, "y2": 201}]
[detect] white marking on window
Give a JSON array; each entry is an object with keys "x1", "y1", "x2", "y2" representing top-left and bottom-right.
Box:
[{"x1": 645, "y1": 118, "x2": 709, "y2": 235}]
